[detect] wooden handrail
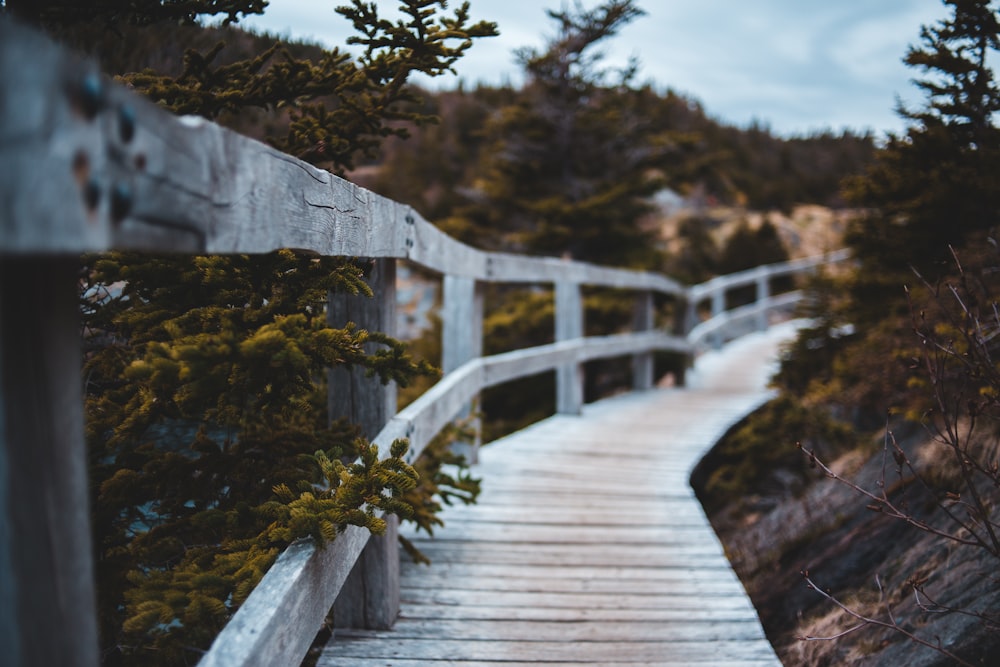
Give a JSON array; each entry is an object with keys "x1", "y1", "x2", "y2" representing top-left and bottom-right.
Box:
[{"x1": 0, "y1": 17, "x2": 850, "y2": 667}]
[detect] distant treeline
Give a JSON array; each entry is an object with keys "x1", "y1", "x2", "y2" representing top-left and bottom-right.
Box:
[
  {"x1": 364, "y1": 87, "x2": 876, "y2": 220},
  {"x1": 51, "y1": 18, "x2": 876, "y2": 221}
]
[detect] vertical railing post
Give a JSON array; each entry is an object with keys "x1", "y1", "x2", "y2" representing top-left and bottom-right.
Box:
[
  {"x1": 710, "y1": 282, "x2": 726, "y2": 350},
  {"x1": 756, "y1": 267, "x2": 770, "y2": 332},
  {"x1": 328, "y1": 258, "x2": 400, "y2": 629},
  {"x1": 555, "y1": 281, "x2": 584, "y2": 414},
  {"x1": 442, "y1": 274, "x2": 484, "y2": 462},
  {"x1": 0, "y1": 258, "x2": 99, "y2": 667},
  {"x1": 632, "y1": 290, "x2": 655, "y2": 391}
]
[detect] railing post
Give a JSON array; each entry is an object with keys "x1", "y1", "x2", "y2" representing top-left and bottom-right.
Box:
[
  {"x1": 0, "y1": 258, "x2": 99, "y2": 667},
  {"x1": 327, "y1": 258, "x2": 400, "y2": 630},
  {"x1": 632, "y1": 290, "x2": 655, "y2": 391},
  {"x1": 756, "y1": 267, "x2": 770, "y2": 332},
  {"x1": 555, "y1": 281, "x2": 584, "y2": 414},
  {"x1": 710, "y1": 282, "x2": 725, "y2": 350},
  {"x1": 442, "y1": 275, "x2": 484, "y2": 462}
]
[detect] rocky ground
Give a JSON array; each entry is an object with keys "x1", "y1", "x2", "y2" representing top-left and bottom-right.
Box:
[{"x1": 694, "y1": 419, "x2": 1000, "y2": 666}]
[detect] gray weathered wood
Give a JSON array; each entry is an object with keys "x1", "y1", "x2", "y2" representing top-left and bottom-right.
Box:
[
  {"x1": 554, "y1": 281, "x2": 584, "y2": 414},
  {"x1": 688, "y1": 291, "x2": 802, "y2": 350},
  {"x1": 441, "y1": 275, "x2": 484, "y2": 461},
  {"x1": 199, "y1": 526, "x2": 371, "y2": 667},
  {"x1": 328, "y1": 258, "x2": 400, "y2": 630},
  {"x1": 441, "y1": 275, "x2": 484, "y2": 374},
  {"x1": 328, "y1": 258, "x2": 398, "y2": 439},
  {"x1": 631, "y1": 290, "x2": 655, "y2": 390},
  {"x1": 756, "y1": 266, "x2": 771, "y2": 331},
  {"x1": 0, "y1": 259, "x2": 99, "y2": 667},
  {"x1": 319, "y1": 327, "x2": 800, "y2": 667}
]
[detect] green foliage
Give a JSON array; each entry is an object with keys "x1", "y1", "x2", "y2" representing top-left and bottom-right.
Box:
[
  {"x1": 717, "y1": 218, "x2": 791, "y2": 307},
  {"x1": 454, "y1": 1, "x2": 665, "y2": 268},
  {"x1": 112, "y1": 439, "x2": 417, "y2": 663},
  {"x1": 3, "y1": 0, "x2": 266, "y2": 27},
  {"x1": 82, "y1": 250, "x2": 436, "y2": 663},
  {"x1": 845, "y1": 0, "x2": 1000, "y2": 297},
  {"x1": 664, "y1": 215, "x2": 719, "y2": 285},
  {"x1": 785, "y1": 0, "x2": 1000, "y2": 421},
  {"x1": 117, "y1": 1, "x2": 496, "y2": 172}
]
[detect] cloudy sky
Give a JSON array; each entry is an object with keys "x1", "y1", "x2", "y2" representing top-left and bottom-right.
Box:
[{"x1": 240, "y1": 0, "x2": 947, "y2": 138}]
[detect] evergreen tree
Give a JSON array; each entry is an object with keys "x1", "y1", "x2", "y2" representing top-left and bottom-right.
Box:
[
  {"x1": 717, "y1": 218, "x2": 789, "y2": 308},
  {"x1": 780, "y1": 0, "x2": 1000, "y2": 422},
  {"x1": 3, "y1": 2, "x2": 496, "y2": 665},
  {"x1": 447, "y1": 0, "x2": 666, "y2": 268},
  {"x1": 845, "y1": 0, "x2": 1000, "y2": 312}
]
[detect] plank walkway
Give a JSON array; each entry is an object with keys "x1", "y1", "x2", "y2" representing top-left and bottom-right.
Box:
[{"x1": 318, "y1": 324, "x2": 800, "y2": 666}]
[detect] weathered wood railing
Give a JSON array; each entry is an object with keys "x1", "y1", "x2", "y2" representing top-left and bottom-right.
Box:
[{"x1": 0, "y1": 18, "x2": 848, "y2": 667}]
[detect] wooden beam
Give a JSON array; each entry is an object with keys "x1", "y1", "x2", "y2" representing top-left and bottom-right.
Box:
[
  {"x1": 632, "y1": 291, "x2": 655, "y2": 391},
  {"x1": 441, "y1": 275, "x2": 484, "y2": 461},
  {"x1": 555, "y1": 282, "x2": 584, "y2": 415},
  {"x1": 0, "y1": 259, "x2": 98, "y2": 667},
  {"x1": 328, "y1": 258, "x2": 400, "y2": 630}
]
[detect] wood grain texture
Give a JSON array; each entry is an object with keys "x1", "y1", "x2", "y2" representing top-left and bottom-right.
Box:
[
  {"x1": 329, "y1": 259, "x2": 400, "y2": 629},
  {"x1": 318, "y1": 324, "x2": 802, "y2": 666},
  {"x1": 0, "y1": 259, "x2": 99, "y2": 667},
  {"x1": 555, "y1": 281, "x2": 584, "y2": 414},
  {"x1": 199, "y1": 526, "x2": 370, "y2": 667}
]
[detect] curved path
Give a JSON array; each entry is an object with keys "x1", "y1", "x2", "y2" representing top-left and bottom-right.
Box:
[{"x1": 318, "y1": 323, "x2": 800, "y2": 666}]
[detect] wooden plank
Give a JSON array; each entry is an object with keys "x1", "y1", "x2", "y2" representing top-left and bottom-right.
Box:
[
  {"x1": 441, "y1": 274, "x2": 484, "y2": 460},
  {"x1": 632, "y1": 290, "x2": 655, "y2": 390},
  {"x1": 385, "y1": 360, "x2": 484, "y2": 462},
  {"x1": 317, "y1": 660, "x2": 780, "y2": 667},
  {"x1": 403, "y1": 543, "x2": 731, "y2": 568},
  {"x1": 398, "y1": 563, "x2": 743, "y2": 586},
  {"x1": 396, "y1": 591, "x2": 755, "y2": 613},
  {"x1": 391, "y1": 603, "x2": 757, "y2": 623},
  {"x1": 403, "y1": 520, "x2": 723, "y2": 544},
  {"x1": 0, "y1": 259, "x2": 98, "y2": 667},
  {"x1": 337, "y1": 618, "x2": 768, "y2": 642},
  {"x1": 485, "y1": 253, "x2": 685, "y2": 294},
  {"x1": 199, "y1": 526, "x2": 369, "y2": 667},
  {"x1": 418, "y1": 505, "x2": 712, "y2": 525},
  {"x1": 555, "y1": 280, "x2": 584, "y2": 414},
  {"x1": 328, "y1": 258, "x2": 398, "y2": 440},
  {"x1": 321, "y1": 638, "x2": 779, "y2": 663},
  {"x1": 401, "y1": 559, "x2": 739, "y2": 588},
  {"x1": 329, "y1": 258, "x2": 400, "y2": 629},
  {"x1": 399, "y1": 574, "x2": 749, "y2": 596}
]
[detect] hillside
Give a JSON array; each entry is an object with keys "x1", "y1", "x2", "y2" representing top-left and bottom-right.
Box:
[{"x1": 695, "y1": 415, "x2": 1000, "y2": 666}]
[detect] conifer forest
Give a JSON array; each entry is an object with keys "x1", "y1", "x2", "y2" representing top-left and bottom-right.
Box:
[{"x1": 3, "y1": 0, "x2": 1000, "y2": 665}]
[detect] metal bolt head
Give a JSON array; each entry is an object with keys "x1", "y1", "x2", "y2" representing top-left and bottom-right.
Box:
[
  {"x1": 118, "y1": 104, "x2": 136, "y2": 143},
  {"x1": 110, "y1": 183, "x2": 132, "y2": 222},
  {"x1": 84, "y1": 178, "x2": 101, "y2": 211},
  {"x1": 78, "y1": 73, "x2": 104, "y2": 119}
]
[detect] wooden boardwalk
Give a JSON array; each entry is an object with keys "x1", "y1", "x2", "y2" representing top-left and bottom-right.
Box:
[{"x1": 318, "y1": 325, "x2": 798, "y2": 666}]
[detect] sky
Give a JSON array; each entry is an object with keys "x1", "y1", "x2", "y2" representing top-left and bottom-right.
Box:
[{"x1": 239, "y1": 1, "x2": 948, "y2": 138}]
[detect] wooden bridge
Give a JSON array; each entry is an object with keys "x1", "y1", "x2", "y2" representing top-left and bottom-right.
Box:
[
  {"x1": 0, "y1": 19, "x2": 844, "y2": 667},
  {"x1": 319, "y1": 325, "x2": 795, "y2": 666}
]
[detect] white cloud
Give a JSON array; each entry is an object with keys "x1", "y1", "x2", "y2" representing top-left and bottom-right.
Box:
[{"x1": 238, "y1": 0, "x2": 953, "y2": 136}]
